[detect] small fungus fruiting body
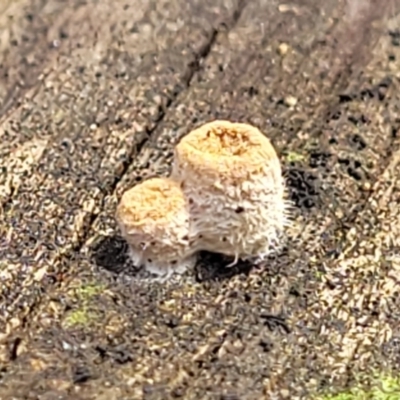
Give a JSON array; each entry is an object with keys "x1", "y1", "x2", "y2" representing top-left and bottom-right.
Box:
[
  {"x1": 171, "y1": 120, "x2": 289, "y2": 263},
  {"x1": 115, "y1": 177, "x2": 196, "y2": 278}
]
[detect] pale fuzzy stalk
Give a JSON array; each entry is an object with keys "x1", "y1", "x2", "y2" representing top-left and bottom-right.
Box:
[
  {"x1": 128, "y1": 246, "x2": 197, "y2": 281},
  {"x1": 176, "y1": 170, "x2": 287, "y2": 260}
]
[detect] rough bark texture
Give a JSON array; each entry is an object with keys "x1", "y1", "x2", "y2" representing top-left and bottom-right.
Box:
[{"x1": 1, "y1": 0, "x2": 400, "y2": 399}]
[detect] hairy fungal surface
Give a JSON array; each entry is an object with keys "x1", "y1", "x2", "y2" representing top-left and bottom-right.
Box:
[
  {"x1": 115, "y1": 177, "x2": 196, "y2": 278},
  {"x1": 171, "y1": 120, "x2": 290, "y2": 262}
]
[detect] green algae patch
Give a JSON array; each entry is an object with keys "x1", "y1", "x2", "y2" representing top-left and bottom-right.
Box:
[
  {"x1": 64, "y1": 308, "x2": 94, "y2": 328},
  {"x1": 62, "y1": 282, "x2": 105, "y2": 329},
  {"x1": 74, "y1": 282, "x2": 105, "y2": 299},
  {"x1": 285, "y1": 151, "x2": 306, "y2": 163},
  {"x1": 316, "y1": 374, "x2": 400, "y2": 400}
]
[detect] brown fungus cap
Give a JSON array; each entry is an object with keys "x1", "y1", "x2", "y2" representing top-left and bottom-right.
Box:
[
  {"x1": 172, "y1": 120, "x2": 281, "y2": 187},
  {"x1": 116, "y1": 177, "x2": 187, "y2": 229}
]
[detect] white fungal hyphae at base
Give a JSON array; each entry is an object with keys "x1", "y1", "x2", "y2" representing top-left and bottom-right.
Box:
[
  {"x1": 115, "y1": 177, "x2": 196, "y2": 279},
  {"x1": 171, "y1": 120, "x2": 290, "y2": 263}
]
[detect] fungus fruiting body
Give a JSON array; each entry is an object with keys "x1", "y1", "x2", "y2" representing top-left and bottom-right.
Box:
[
  {"x1": 171, "y1": 120, "x2": 289, "y2": 263},
  {"x1": 115, "y1": 177, "x2": 196, "y2": 278}
]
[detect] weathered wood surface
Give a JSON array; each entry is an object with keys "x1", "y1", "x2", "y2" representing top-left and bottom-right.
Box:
[{"x1": 1, "y1": 0, "x2": 400, "y2": 399}]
